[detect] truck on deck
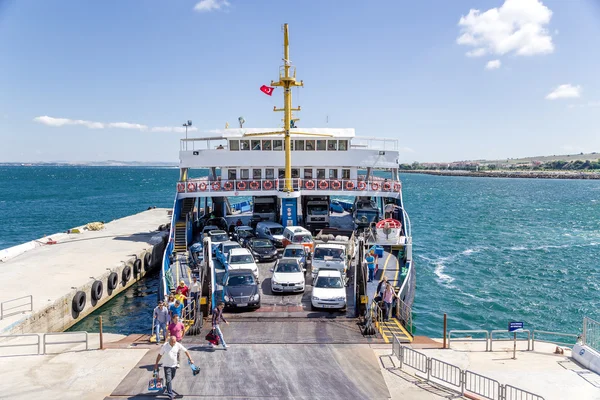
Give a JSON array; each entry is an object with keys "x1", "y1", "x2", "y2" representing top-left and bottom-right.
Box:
[
  {"x1": 302, "y1": 196, "x2": 330, "y2": 234},
  {"x1": 253, "y1": 195, "x2": 279, "y2": 223},
  {"x1": 311, "y1": 228, "x2": 356, "y2": 282}
]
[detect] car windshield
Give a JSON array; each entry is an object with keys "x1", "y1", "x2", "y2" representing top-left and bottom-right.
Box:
[
  {"x1": 223, "y1": 244, "x2": 240, "y2": 253},
  {"x1": 226, "y1": 275, "x2": 255, "y2": 286},
  {"x1": 253, "y1": 240, "x2": 272, "y2": 248},
  {"x1": 283, "y1": 248, "x2": 305, "y2": 257},
  {"x1": 276, "y1": 262, "x2": 301, "y2": 273},
  {"x1": 315, "y1": 276, "x2": 343, "y2": 288},
  {"x1": 254, "y1": 203, "x2": 274, "y2": 213},
  {"x1": 230, "y1": 254, "x2": 254, "y2": 264},
  {"x1": 309, "y1": 205, "x2": 328, "y2": 215},
  {"x1": 238, "y1": 231, "x2": 253, "y2": 238},
  {"x1": 269, "y1": 227, "x2": 283, "y2": 235},
  {"x1": 313, "y1": 247, "x2": 344, "y2": 260},
  {"x1": 356, "y1": 210, "x2": 378, "y2": 221},
  {"x1": 211, "y1": 234, "x2": 228, "y2": 242},
  {"x1": 293, "y1": 235, "x2": 312, "y2": 243}
]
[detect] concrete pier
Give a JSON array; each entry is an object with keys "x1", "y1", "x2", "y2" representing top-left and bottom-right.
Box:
[{"x1": 0, "y1": 208, "x2": 170, "y2": 335}]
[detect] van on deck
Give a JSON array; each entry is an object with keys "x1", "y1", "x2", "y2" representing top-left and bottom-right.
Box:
[{"x1": 282, "y1": 226, "x2": 314, "y2": 253}]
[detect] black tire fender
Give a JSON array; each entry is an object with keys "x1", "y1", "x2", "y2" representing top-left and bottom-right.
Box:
[
  {"x1": 72, "y1": 291, "x2": 86, "y2": 313},
  {"x1": 143, "y1": 252, "x2": 152, "y2": 271},
  {"x1": 91, "y1": 280, "x2": 103, "y2": 301},
  {"x1": 133, "y1": 258, "x2": 142, "y2": 274},
  {"x1": 107, "y1": 272, "x2": 118, "y2": 290},
  {"x1": 122, "y1": 265, "x2": 132, "y2": 283}
]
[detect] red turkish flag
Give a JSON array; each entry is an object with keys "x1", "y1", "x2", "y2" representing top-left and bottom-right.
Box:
[{"x1": 260, "y1": 85, "x2": 274, "y2": 96}]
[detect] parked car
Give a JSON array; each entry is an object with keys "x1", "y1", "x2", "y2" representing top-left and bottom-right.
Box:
[
  {"x1": 255, "y1": 221, "x2": 285, "y2": 248},
  {"x1": 203, "y1": 217, "x2": 228, "y2": 232},
  {"x1": 232, "y1": 225, "x2": 255, "y2": 246},
  {"x1": 215, "y1": 241, "x2": 242, "y2": 266},
  {"x1": 227, "y1": 248, "x2": 259, "y2": 279},
  {"x1": 223, "y1": 269, "x2": 261, "y2": 309},
  {"x1": 311, "y1": 269, "x2": 346, "y2": 311},
  {"x1": 282, "y1": 226, "x2": 314, "y2": 253},
  {"x1": 208, "y1": 230, "x2": 230, "y2": 254},
  {"x1": 282, "y1": 244, "x2": 309, "y2": 270},
  {"x1": 246, "y1": 237, "x2": 278, "y2": 263},
  {"x1": 201, "y1": 225, "x2": 220, "y2": 236},
  {"x1": 270, "y1": 258, "x2": 305, "y2": 293}
]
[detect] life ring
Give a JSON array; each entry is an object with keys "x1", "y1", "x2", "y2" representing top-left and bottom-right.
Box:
[
  {"x1": 133, "y1": 258, "x2": 142, "y2": 275},
  {"x1": 212, "y1": 181, "x2": 221, "y2": 191},
  {"x1": 223, "y1": 181, "x2": 234, "y2": 191},
  {"x1": 357, "y1": 181, "x2": 367, "y2": 191},
  {"x1": 305, "y1": 180, "x2": 315, "y2": 190},
  {"x1": 143, "y1": 252, "x2": 152, "y2": 271},
  {"x1": 107, "y1": 272, "x2": 118, "y2": 290},
  {"x1": 331, "y1": 180, "x2": 341, "y2": 190},
  {"x1": 318, "y1": 180, "x2": 329, "y2": 190},
  {"x1": 91, "y1": 280, "x2": 103, "y2": 301},
  {"x1": 237, "y1": 181, "x2": 247, "y2": 191},
  {"x1": 177, "y1": 183, "x2": 185, "y2": 193},
  {"x1": 394, "y1": 182, "x2": 401, "y2": 192},
  {"x1": 345, "y1": 181, "x2": 355, "y2": 190},
  {"x1": 198, "y1": 182, "x2": 207, "y2": 192},
  {"x1": 187, "y1": 182, "x2": 196, "y2": 192},
  {"x1": 263, "y1": 180, "x2": 273, "y2": 190},
  {"x1": 250, "y1": 181, "x2": 260, "y2": 190},
  {"x1": 383, "y1": 182, "x2": 392, "y2": 192},
  {"x1": 371, "y1": 182, "x2": 380, "y2": 191},
  {"x1": 72, "y1": 291, "x2": 86, "y2": 313},
  {"x1": 122, "y1": 265, "x2": 132, "y2": 283}
]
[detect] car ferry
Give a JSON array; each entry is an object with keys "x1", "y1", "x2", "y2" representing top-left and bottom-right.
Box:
[{"x1": 159, "y1": 24, "x2": 415, "y2": 341}]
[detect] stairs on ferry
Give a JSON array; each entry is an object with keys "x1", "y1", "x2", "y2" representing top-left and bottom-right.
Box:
[
  {"x1": 174, "y1": 221, "x2": 187, "y2": 253},
  {"x1": 379, "y1": 318, "x2": 413, "y2": 343},
  {"x1": 181, "y1": 197, "x2": 195, "y2": 218}
]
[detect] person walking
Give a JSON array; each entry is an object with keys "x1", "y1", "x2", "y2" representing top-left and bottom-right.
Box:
[
  {"x1": 211, "y1": 302, "x2": 229, "y2": 350},
  {"x1": 154, "y1": 336, "x2": 194, "y2": 400},
  {"x1": 153, "y1": 302, "x2": 169, "y2": 344},
  {"x1": 169, "y1": 299, "x2": 184, "y2": 320},
  {"x1": 167, "y1": 314, "x2": 186, "y2": 368},
  {"x1": 366, "y1": 251, "x2": 376, "y2": 282},
  {"x1": 190, "y1": 276, "x2": 200, "y2": 312},
  {"x1": 382, "y1": 283, "x2": 398, "y2": 322}
]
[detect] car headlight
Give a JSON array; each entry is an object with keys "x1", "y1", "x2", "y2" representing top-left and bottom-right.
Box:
[
  {"x1": 296, "y1": 282, "x2": 304, "y2": 286},
  {"x1": 312, "y1": 296, "x2": 320, "y2": 301},
  {"x1": 335, "y1": 296, "x2": 345, "y2": 301},
  {"x1": 252, "y1": 294, "x2": 260, "y2": 301},
  {"x1": 224, "y1": 295, "x2": 231, "y2": 302},
  {"x1": 272, "y1": 279, "x2": 279, "y2": 285},
  {"x1": 252, "y1": 250, "x2": 259, "y2": 255}
]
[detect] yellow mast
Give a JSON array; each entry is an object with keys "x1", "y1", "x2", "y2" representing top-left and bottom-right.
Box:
[{"x1": 271, "y1": 23, "x2": 303, "y2": 192}]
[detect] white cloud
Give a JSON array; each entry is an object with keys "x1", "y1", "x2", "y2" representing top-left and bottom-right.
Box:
[
  {"x1": 34, "y1": 116, "x2": 193, "y2": 133},
  {"x1": 485, "y1": 60, "x2": 501, "y2": 70},
  {"x1": 545, "y1": 84, "x2": 582, "y2": 100},
  {"x1": 194, "y1": 0, "x2": 230, "y2": 12},
  {"x1": 457, "y1": 0, "x2": 554, "y2": 58}
]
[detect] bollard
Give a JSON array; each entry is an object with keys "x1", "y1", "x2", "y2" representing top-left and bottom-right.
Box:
[
  {"x1": 443, "y1": 313, "x2": 447, "y2": 349},
  {"x1": 99, "y1": 316, "x2": 104, "y2": 350}
]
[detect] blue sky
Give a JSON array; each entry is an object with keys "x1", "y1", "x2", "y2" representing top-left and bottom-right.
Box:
[{"x1": 1, "y1": 0, "x2": 599, "y2": 163}]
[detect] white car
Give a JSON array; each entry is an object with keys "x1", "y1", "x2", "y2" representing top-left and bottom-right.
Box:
[
  {"x1": 311, "y1": 269, "x2": 346, "y2": 311},
  {"x1": 227, "y1": 248, "x2": 259, "y2": 279},
  {"x1": 208, "y1": 230, "x2": 230, "y2": 254},
  {"x1": 271, "y1": 258, "x2": 305, "y2": 293},
  {"x1": 215, "y1": 241, "x2": 242, "y2": 266}
]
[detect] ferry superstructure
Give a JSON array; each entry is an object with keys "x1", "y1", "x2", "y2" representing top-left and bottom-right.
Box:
[{"x1": 160, "y1": 24, "x2": 415, "y2": 341}]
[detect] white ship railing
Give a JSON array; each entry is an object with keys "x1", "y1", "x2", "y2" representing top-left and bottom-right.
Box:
[{"x1": 583, "y1": 316, "x2": 600, "y2": 353}]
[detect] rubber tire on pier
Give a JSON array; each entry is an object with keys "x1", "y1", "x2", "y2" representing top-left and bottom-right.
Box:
[
  {"x1": 72, "y1": 291, "x2": 86, "y2": 313},
  {"x1": 107, "y1": 272, "x2": 118, "y2": 290},
  {"x1": 122, "y1": 265, "x2": 132, "y2": 283},
  {"x1": 143, "y1": 252, "x2": 152, "y2": 271},
  {"x1": 133, "y1": 259, "x2": 142, "y2": 275},
  {"x1": 91, "y1": 280, "x2": 103, "y2": 301}
]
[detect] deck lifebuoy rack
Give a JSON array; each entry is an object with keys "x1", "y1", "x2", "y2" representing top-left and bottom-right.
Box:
[
  {"x1": 382, "y1": 182, "x2": 392, "y2": 192},
  {"x1": 187, "y1": 182, "x2": 197, "y2": 192},
  {"x1": 198, "y1": 182, "x2": 207, "y2": 191},
  {"x1": 331, "y1": 180, "x2": 341, "y2": 190},
  {"x1": 224, "y1": 181, "x2": 234, "y2": 191},
  {"x1": 250, "y1": 181, "x2": 260, "y2": 190},
  {"x1": 305, "y1": 180, "x2": 315, "y2": 190},
  {"x1": 345, "y1": 181, "x2": 355, "y2": 190},
  {"x1": 237, "y1": 181, "x2": 247, "y2": 191},
  {"x1": 212, "y1": 181, "x2": 221, "y2": 191},
  {"x1": 371, "y1": 182, "x2": 380, "y2": 191},
  {"x1": 318, "y1": 180, "x2": 329, "y2": 190},
  {"x1": 263, "y1": 180, "x2": 274, "y2": 190},
  {"x1": 177, "y1": 182, "x2": 185, "y2": 193},
  {"x1": 357, "y1": 181, "x2": 367, "y2": 191}
]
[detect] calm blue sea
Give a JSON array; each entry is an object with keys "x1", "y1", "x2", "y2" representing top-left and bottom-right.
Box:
[{"x1": 1, "y1": 166, "x2": 598, "y2": 337}]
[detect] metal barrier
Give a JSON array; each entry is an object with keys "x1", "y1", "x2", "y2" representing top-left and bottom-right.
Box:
[
  {"x1": 395, "y1": 297, "x2": 413, "y2": 335},
  {"x1": 42, "y1": 331, "x2": 89, "y2": 354},
  {"x1": 0, "y1": 295, "x2": 33, "y2": 320},
  {"x1": 583, "y1": 316, "x2": 600, "y2": 353},
  {"x1": 531, "y1": 330, "x2": 580, "y2": 351},
  {"x1": 448, "y1": 330, "x2": 490, "y2": 351},
  {"x1": 0, "y1": 334, "x2": 40, "y2": 355},
  {"x1": 490, "y1": 329, "x2": 531, "y2": 351},
  {"x1": 391, "y1": 335, "x2": 545, "y2": 400},
  {"x1": 504, "y1": 384, "x2": 545, "y2": 400},
  {"x1": 464, "y1": 370, "x2": 501, "y2": 400}
]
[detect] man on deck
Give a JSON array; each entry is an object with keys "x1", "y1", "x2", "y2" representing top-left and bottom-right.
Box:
[
  {"x1": 155, "y1": 336, "x2": 194, "y2": 400},
  {"x1": 366, "y1": 250, "x2": 376, "y2": 282}
]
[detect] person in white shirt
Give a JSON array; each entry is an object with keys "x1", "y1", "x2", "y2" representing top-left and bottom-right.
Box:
[
  {"x1": 154, "y1": 336, "x2": 194, "y2": 400},
  {"x1": 190, "y1": 276, "x2": 201, "y2": 316}
]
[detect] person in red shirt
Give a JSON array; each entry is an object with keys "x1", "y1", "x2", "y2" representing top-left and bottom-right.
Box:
[
  {"x1": 167, "y1": 314, "x2": 186, "y2": 368},
  {"x1": 177, "y1": 280, "x2": 189, "y2": 297}
]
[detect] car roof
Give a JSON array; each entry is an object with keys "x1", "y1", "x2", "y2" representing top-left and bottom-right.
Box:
[
  {"x1": 315, "y1": 243, "x2": 346, "y2": 249},
  {"x1": 227, "y1": 268, "x2": 256, "y2": 276},
  {"x1": 221, "y1": 241, "x2": 240, "y2": 247},
  {"x1": 202, "y1": 225, "x2": 219, "y2": 231},
  {"x1": 284, "y1": 226, "x2": 311, "y2": 234},
  {"x1": 316, "y1": 269, "x2": 342, "y2": 278},
  {"x1": 278, "y1": 257, "x2": 300, "y2": 264},
  {"x1": 257, "y1": 221, "x2": 283, "y2": 228},
  {"x1": 284, "y1": 244, "x2": 305, "y2": 250},
  {"x1": 229, "y1": 248, "x2": 252, "y2": 255},
  {"x1": 209, "y1": 230, "x2": 227, "y2": 235},
  {"x1": 235, "y1": 225, "x2": 253, "y2": 231},
  {"x1": 249, "y1": 237, "x2": 271, "y2": 242}
]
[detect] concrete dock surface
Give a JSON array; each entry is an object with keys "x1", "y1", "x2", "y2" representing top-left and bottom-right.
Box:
[{"x1": 0, "y1": 208, "x2": 170, "y2": 334}]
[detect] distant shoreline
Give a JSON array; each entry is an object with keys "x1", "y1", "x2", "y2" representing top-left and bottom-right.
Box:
[{"x1": 401, "y1": 170, "x2": 600, "y2": 180}]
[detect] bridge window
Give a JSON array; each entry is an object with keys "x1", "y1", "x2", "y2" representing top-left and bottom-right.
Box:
[
  {"x1": 273, "y1": 140, "x2": 283, "y2": 151},
  {"x1": 228, "y1": 170, "x2": 237, "y2": 180},
  {"x1": 240, "y1": 169, "x2": 249, "y2": 180},
  {"x1": 339, "y1": 140, "x2": 348, "y2": 151},
  {"x1": 342, "y1": 169, "x2": 351, "y2": 180},
  {"x1": 327, "y1": 140, "x2": 337, "y2": 151},
  {"x1": 304, "y1": 169, "x2": 313, "y2": 179},
  {"x1": 306, "y1": 140, "x2": 315, "y2": 151},
  {"x1": 265, "y1": 168, "x2": 274, "y2": 179},
  {"x1": 316, "y1": 140, "x2": 326, "y2": 151},
  {"x1": 292, "y1": 169, "x2": 299, "y2": 178},
  {"x1": 278, "y1": 168, "x2": 285, "y2": 178},
  {"x1": 251, "y1": 140, "x2": 261, "y2": 150},
  {"x1": 262, "y1": 140, "x2": 272, "y2": 150},
  {"x1": 229, "y1": 140, "x2": 240, "y2": 151},
  {"x1": 295, "y1": 140, "x2": 304, "y2": 150},
  {"x1": 317, "y1": 169, "x2": 326, "y2": 179},
  {"x1": 240, "y1": 140, "x2": 250, "y2": 151},
  {"x1": 253, "y1": 169, "x2": 262, "y2": 179},
  {"x1": 329, "y1": 169, "x2": 338, "y2": 179}
]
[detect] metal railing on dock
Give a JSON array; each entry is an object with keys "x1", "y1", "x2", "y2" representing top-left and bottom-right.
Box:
[
  {"x1": 0, "y1": 331, "x2": 90, "y2": 356},
  {"x1": 448, "y1": 330, "x2": 490, "y2": 351},
  {"x1": 42, "y1": 331, "x2": 89, "y2": 354},
  {"x1": 583, "y1": 316, "x2": 600, "y2": 353},
  {"x1": 0, "y1": 295, "x2": 33, "y2": 320},
  {"x1": 531, "y1": 330, "x2": 579, "y2": 351}
]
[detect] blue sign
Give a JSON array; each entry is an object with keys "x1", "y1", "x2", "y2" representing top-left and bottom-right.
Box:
[
  {"x1": 508, "y1": 322, "x2": 524, "y2": 332},
  {"x1": 280, "y1": 198, "x2": 297, "y2": 227}
]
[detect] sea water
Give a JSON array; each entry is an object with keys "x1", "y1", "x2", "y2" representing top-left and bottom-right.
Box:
[{"x1": 1, "y1": 166, "x2": 598, "y2": 337}]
